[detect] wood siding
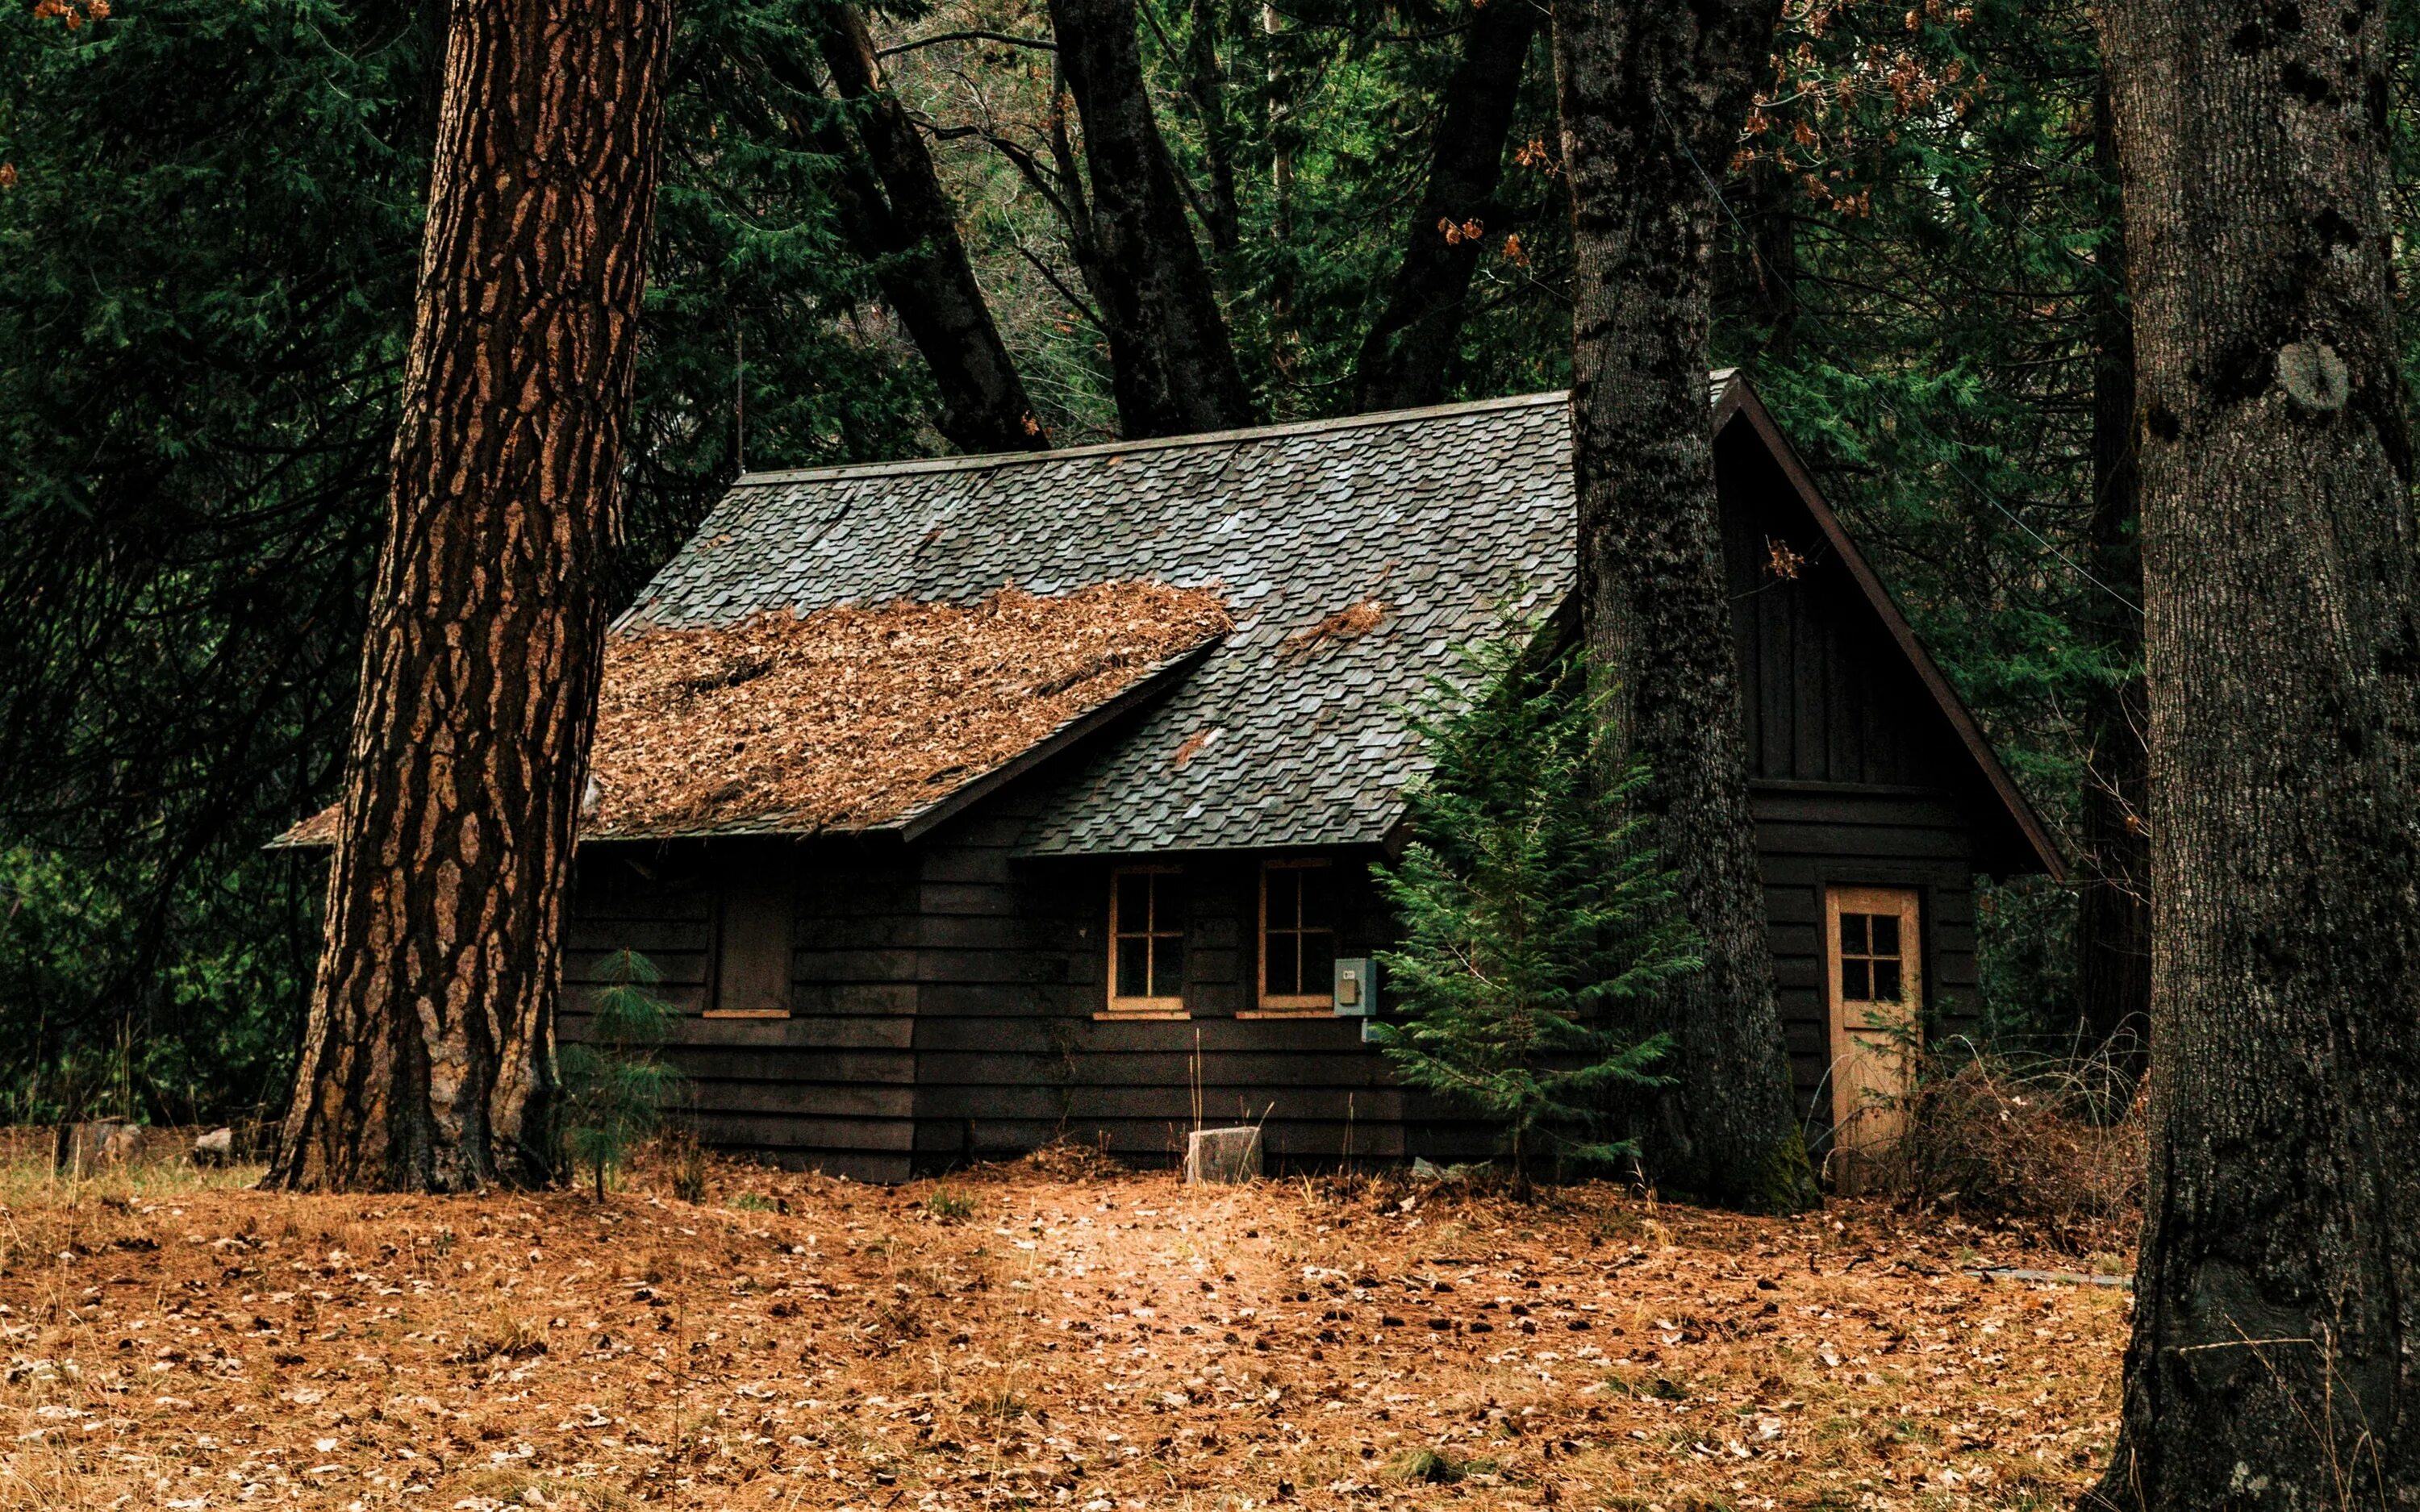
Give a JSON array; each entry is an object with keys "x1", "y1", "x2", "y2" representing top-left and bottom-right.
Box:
[{"x1": 560, "y1": 431, "x2": 2016, "y2": 1180}]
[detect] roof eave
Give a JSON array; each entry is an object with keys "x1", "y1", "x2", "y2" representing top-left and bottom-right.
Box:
[{"x1": 1717, "y1": 379, "x2": 2068, "y2": 882}]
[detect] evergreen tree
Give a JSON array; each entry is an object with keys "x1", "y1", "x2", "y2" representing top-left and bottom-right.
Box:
[
  {"x1": 1371, "y1": 631, "x2": 1697, "y2": 1186},
  {"x1": 557, "y1": 950, "x2": 686, "y2": 1199}
]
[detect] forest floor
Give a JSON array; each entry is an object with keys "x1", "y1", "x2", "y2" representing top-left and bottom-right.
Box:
[{"x1": 0, "y1": 1144, "x2": 2130, "y2": 1511}]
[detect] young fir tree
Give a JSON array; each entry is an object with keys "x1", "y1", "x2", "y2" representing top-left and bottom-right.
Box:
[
  {"x1": 1371, "y1": 630, "x2": 1700, "y2": 1188},
  {"x1": 557, "y1": 949, "x2": 685, "y2": 1199}
]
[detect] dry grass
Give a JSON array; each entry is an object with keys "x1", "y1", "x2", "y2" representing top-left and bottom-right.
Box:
[
  {"x1": 0, "y1": 1145, "x2": 2126, "y2": 1510},
  {"x1": 282, "y1": 582, "x2": 1231, "y2": 845},
  {"x1": 1876, "y1": 1045, "x2": 2147, "y2": 1257}
]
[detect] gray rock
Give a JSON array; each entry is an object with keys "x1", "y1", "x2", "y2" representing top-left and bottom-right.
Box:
[{"x1": 193, "y1": 1127, "x2": 236, "y2": 1167}]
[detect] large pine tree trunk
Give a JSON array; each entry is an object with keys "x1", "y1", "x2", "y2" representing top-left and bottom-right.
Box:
[
  {"x1": 813, "y1": 6, "x2": 1048, "y2": 454},
  {"x1": 1046, "y1": 0, "x2": 1256, "y2": 437},
  {"x1": 1554, "y1": 0, "x2": 1815, "y2": 1211},
  {"x1": 2072, "y1": 81, "x2": 2150, "y2": 1064},
  {"x1": 2092, "y1": 1, "x2": 2420, "y2": 1497},
  {"x1": 2072, "y1": 80, "x2": 2149, "y2": 1060},
  {"x1": 1352, "y1": 0, "x2": 1538, "y2": 414},
  {"x1": 270, "y1": 0, "x2": 670, "y2": 1191}
]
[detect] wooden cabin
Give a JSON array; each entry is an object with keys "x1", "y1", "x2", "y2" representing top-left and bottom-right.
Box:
[{"x1": 316, "y1": 374, "x2": 2061, "y2": 1181}]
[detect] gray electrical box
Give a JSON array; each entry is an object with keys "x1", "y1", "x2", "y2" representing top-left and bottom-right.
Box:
[{"x1": 1333, "y1": 957, "x2": 1374, "y2": 1018}]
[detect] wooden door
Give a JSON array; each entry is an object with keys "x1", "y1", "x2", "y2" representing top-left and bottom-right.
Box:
[{"x1": 1824, "y1": 885, "x2": 1921, "y2": 1189}]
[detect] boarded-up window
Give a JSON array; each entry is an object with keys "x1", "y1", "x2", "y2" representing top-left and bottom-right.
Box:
[
  {"x1": 709, "y1": 868, "x2": 793, "y2": 1018},
  {"x1": 1258, "y1": 860, "x2": 1336, "y2": 1012},
  {"x1": 1107, "y1": 868, "x2": 1186, "y2": 1015}
]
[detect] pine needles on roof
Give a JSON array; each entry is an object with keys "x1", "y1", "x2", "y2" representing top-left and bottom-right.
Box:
[{"x1": 285, "y1": 582, "x2": 1229, "y2": 845}]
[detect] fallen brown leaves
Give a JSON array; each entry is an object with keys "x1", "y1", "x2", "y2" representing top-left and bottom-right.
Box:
[
  {"x1": 1283, "y1": 598, "x2": 1387, "y2": 660},
  {"x1": 0, "y1": 1150, "x2": 2126, "y2": 1510},
  {"x1": 284, "y1": 582, "x2": 1230, "y2": 845}
]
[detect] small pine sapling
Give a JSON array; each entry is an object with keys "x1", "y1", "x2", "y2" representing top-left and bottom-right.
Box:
[
  {"x1": 1372, "y1": 627, "x2": 1700, "y2": 1189},
  {"x1": 557, "y1": 948, "x2": 685, "y2": 1198}
]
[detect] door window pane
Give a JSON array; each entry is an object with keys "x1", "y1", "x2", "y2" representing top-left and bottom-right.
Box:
[{"x1": 1837, "y1": 904, "x2": 1911, "y2": 1005}]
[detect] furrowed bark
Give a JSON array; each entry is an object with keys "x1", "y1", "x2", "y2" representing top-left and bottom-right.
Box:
[
  {"x1": 1554, "y1": 0, "x2": 1816, "y2": 1212},
  {"x1": 270, "y1": 0, "x2": 670, "y2": 1191},
  {"x1": 2092, "y1": 0, "x2": 2420, "y2": 1499},
  {"x1": 816, "y1": 6, "x2": 1049, "y2": 453},
  {"x1": 1353, "y1": 0, "x2": 1539, "y2": 414},
  {"x1": 2071, "y1": 79, "x2": 2149, "y2": 1066},
  {"x1": 1046, "y1": 0, "x2": 1256, "y2": 437}
]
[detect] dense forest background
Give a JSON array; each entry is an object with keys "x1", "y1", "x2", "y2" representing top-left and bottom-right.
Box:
[{"x1": 4, "y1": 0, "x2": 2417, "y2": 1124}]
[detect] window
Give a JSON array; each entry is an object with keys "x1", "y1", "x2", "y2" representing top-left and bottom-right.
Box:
[
  {"x1": 1258, "y1": 860, "x2": 1337, "y2": 1012},
  {"x1": 1108, "y1": 868, "x2": 1187, "y2": 1014},
  {"x1": 1838, "y1": 909, "x2": 1905, "y2": 1005},
  {"x1": 708, "y1": 870, "x2": 793, "y2": 1018}
]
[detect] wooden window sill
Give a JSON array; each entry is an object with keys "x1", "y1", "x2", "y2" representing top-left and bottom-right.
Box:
[
  {"x1": 1096, "y1": 1007, "x2": 1188, "y2": 1021},
  {"x1": 1237, "y1": 1007, "x2": 1334, "y2": 1019},
  {"x1": 702, "y1": 1009, "x2": 791, "y2": 1020}
]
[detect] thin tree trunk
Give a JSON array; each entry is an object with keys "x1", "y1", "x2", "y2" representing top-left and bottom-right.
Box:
[
  {"x1": 1554, "y1": 0, "x2": 1816, "y2": 1212},
  {"x1": 1047, "y1": 0, "x2": 1256, "y2": 437},
  {"x1": 1262, "y1": 1, "x2": 1296, "y2": 385},
  {"x1": 815, "y1": 6, "x2": 1049, "y2": 453},
  {"x1": 2072, "y1": 79, "x2": 2149, "y2": 1067},
  {"x1": 1741, "y1": 155, "x2": 1797, "y2": 361},
  {"x1": 2092, "y1": 1, "x2": 2420, "y2": 1498},
  {"x1": 1352, "y1": 0, "x2": 1539, "y2": 414},
  {"x1": 269, "y1": 0, "x2": 670, "y2": 1191},
  {"x1": 1183, "y1": 0, "x2": 1241, "y2": 252}
]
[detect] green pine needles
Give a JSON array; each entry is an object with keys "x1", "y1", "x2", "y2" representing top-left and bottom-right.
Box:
[
  {"x1": 1371, "y1": 627, "x2": 1701, "y2": 1186},
  {"x1": 557, "y1": 948, "x2": 686, "y2": 1198}
]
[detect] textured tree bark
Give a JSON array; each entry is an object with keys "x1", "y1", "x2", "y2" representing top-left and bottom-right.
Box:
[
  {"x1": 1352, "y1": 0, "x2": 1538, "y2": 414},
  {"x1": 816, "y1": 6, "x2": 1048, "y2": 454},
  {"x1": 1047, "y1": 0, "x2": 1256, "y2": 437},
  {"x1": 1554, "y1": 0, "x2": 1816, "y2": 1212},
  {"x1": 2072, "y1": 80, "x2": 2150, "y2": 1064},
  {"x1": 269, "y1": 0, "x2": 670, "y2": 1191},
  {"x1": 2092, "y1": 1, "x2": 2420, "y2": 1499}
]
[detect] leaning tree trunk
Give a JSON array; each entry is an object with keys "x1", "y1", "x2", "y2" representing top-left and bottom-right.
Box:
[
  {"x1": 1046, "y1": 0, "x2": 1256, "y2": 438},
  {"x1": 1554, "y1": 0, "x2": 1816, "y2": 1212},
  {"x1": 270, "y1": 0, "x2": 670, "y2": 1191},
  {"x1": 812, "y1": 6, "x2": 1048, "y2": 454},
  {"x1": 2071, "y1": 79, "x2": 2150, "y2": 1068},
  {"x1": 2092, "y1": 1, "x2": 2420, "y2": 1500},
  {"x1": 1352, "y1": 0, "x2": 1539, "y2": 414}
]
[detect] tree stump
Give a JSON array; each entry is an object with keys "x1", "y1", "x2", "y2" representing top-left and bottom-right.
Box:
[{"x1": 1184, "y1": 1127, "x2": 1262, "y2": 1185}]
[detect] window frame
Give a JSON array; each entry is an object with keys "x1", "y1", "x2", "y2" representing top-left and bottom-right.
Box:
[
  {"x1": 1104, "y1": 865, "x2": 1188, "y2": 1018},
  {"x1": 1251, "y1": 858, "x2": 1338, "y2": 1016}
]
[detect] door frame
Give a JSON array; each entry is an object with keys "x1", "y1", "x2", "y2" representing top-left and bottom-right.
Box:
[{"x1": 1820, "y1": 882, "x2": 1926, "y2": 1185}]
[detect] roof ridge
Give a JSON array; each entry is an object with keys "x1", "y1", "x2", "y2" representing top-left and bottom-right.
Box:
[{"x1": 729, "y1": 389, "x2": 1571, "y2": 488}]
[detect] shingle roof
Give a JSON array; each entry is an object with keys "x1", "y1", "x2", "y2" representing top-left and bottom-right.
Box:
[{"x1": 622, "y1": 389, "x2": 1580, "y2": 856}]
